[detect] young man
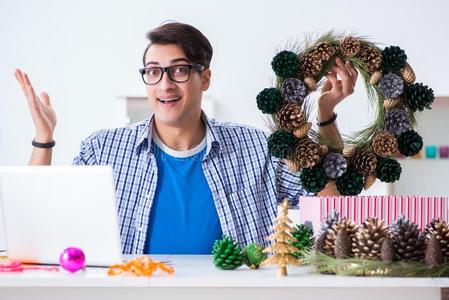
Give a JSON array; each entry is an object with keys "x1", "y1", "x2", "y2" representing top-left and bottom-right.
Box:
[{"x1": 15, "y1": 22, "x2": 358, "y2": 255}]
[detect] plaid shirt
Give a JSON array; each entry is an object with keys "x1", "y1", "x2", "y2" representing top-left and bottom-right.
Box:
[{"x1": 73, "y1": 113, "x2": 309, "y2": 254}]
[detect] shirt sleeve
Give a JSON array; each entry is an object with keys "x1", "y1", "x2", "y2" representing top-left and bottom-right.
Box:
[
  {"x1": 273, "y1": 156, "x2": 315, "y2": 209},
  {"x1": 72, "y1": 133, "x2": 100, "y2": 166}
]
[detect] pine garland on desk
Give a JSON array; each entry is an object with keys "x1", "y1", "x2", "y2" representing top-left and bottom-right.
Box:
[{"x1": 302, "y1": 251, "x2": 449, "y2": 277}]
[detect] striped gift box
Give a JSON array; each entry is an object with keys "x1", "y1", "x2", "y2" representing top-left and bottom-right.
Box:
[{"x1": 298, "y1": 196, "x2": 449, "y2": 234}]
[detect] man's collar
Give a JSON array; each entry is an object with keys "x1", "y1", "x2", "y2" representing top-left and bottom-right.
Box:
[{"x1": 134, "y1": 110, "x2": 221, "y2": 158}]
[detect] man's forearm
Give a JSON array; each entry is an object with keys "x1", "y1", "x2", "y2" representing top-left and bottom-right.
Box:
[
  {"x1": 316, "y1": 109, "x2": 342, "y2": 196},
  {"x1": 28, "y1": 136, "x2": 53, "y2": 165},
  {"x1": 28, "y1": 147, "x2": 52, "y2": 165},
  {"x1": 317, "y1": 109, "x2": 343, "y2": 149}
]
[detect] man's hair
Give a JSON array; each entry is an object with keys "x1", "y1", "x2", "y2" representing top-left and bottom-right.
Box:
[{"x1": 143, "y1": 22, "x2": 213, "y2": 68}]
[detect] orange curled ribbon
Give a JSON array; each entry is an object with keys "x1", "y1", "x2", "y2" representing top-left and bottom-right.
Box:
[{"x1": 107, "y1": 256, "x2": 174, "y2": 277}]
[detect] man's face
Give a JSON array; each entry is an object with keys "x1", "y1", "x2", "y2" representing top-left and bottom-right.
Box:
[{"x1": 143, "y1": 44, "x2": 211, "y2": 128}]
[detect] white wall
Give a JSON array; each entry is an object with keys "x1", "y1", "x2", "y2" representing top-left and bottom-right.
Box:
[
  {"x1": 1, "y1": 0, "x2": 448, "y2": 249},
  {"x1": 1, "y1": 0, "x2": 448, "y2": 165}
]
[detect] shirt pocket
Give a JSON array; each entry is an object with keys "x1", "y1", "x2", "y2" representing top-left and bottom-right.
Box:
[{"x1": 226, "y1": 184, "x2": 276, "y2": 247}]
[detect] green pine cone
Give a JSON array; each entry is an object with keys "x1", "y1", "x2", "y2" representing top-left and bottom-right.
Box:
[
  {"x1": 300, "y1": 166, "x2": 328, "y2": 193},
  {"x1": 256, "y1": 88, "x2": 283, "y2": 114},
  {"x1": 404, "y1": 82, "x2": 435, "y2": 112},
  {"x1": 267, "y1": 130, "x2": 295, "y2": 159},
  {"x1": 242, "y1": 243, "x2": 267, "y2": 269},
  {"x1": 376, "y1": 157, "x2": 402, "y2": 183},
  {"x1": 381, "y1": 46, "x2": 407, "y2": 72},
  {"x1": 397, "y1": 130, "x2": 423, "y2": 157},
  {"x1": 336, "y1": 169, "x2": 364, "y2": 195},
  {"x1": 212, "y1": 236, "x2": 244, "y2": 270},
  {"x1": 290, "y1": 224, "x2": 314, "y2": 259},
  {"x1": 271, "y1": 50, "x2": 300, "y2": 78}
]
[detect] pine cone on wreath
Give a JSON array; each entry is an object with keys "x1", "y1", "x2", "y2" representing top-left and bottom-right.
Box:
[
  {"x1": 277, "y1": 103, "x2": 305, "y2": 132},
  {"x1": 364, "y1": 173, "x2": 377, "y2": 190},
  {"x1": 212, "y1": 236, "x2": 244, "y2": 270},
  {"x1": 299, "y1": 166, "x2": 327, "y2": 194},
  {"x1": 267, "y1": 130, "x2": 296, "y2": 159},
  {"x1": 320, "y1": 144, "x2": 329, "y2": 156},
  {"x1": 315, "y1": 42, "x2": 336, "y2": 61},
  {"x1": 403, "y1": 82, "x2": 435, "y2": 112},
  {"x1": 383, "y1": 98, "x2": 403, "y2": 110},
  {"x1": 323, "y1": 152, "x2": 348, "y2": 179},
  {"x1": 281, "y1": 78, "x2": 309, "y2": 104},
  {"x1": 342, "y1": 145, "x2": 357, "y2": 158},
  {"x1": 372, "y1": 132, "x2": 398, "y2": 158},
  {"x1": 384, "y1": 108, "x2": 411, "y2": 137},
  {"x1": 401, "y1": 62, "x2": 416, "y2": 84},
  {"x1": 300, "y1": 51, "x2": 322, "y2": 77},
  {"x1": 358, "y1": 46, "x2": 382, "y2": 73},
  {"x1": 256, "y1": 87, "x2": 283, "y2": 114},
  {"x1": 375, "y1": 157, "x2": 402, "y2": 183},
  {"x1": 304, "y1": 76, "x2": 317, "y2": 91},
  {"x1": 378, "y1": 72, "x2": 404, "y2": 99},
  {"x1": 340, "y1": 37, "x2": 361, "y2": 57},
  {"x1": 336, "y1": 169, "x2": 364, "y2": 196},
  {"x1": 353, "y1": 150, "x2": 377, "y2": 176},
  {"x1": 381, "y1": 46, "x2": 407, "y2": 72},
  {"x1": 293, "y1": 138, "x2": 321, "y2": 169},
  {"x1": 283, "y1": 159, "x2": 300, "y2": 173},
  {"x1": 369, "y1": 71, "x2": 382, "y2": 85},
  {"x1": 397, "y1": 130, "x2": 423, "y2": 157},
  {"x1": 271, "y1": 50, "x2": 300, "y2": 78},
  {"x1": 293, "y1": 122, "x2": 312, "y2": 139}
]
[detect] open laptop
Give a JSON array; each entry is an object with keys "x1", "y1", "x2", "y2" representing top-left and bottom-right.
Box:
[{"x1": 0, "y1": 166, "x2": 123, "y2": 267}]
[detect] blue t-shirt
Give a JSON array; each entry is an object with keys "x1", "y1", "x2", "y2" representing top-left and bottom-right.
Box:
[{"x1": 144, "y1": 133, "x2": 223, "y2": 254}]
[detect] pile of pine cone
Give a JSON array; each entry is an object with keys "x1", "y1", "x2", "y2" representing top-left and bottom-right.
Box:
[{"x1": 315, "y1": 212, "x2": 448, "y2": 267}]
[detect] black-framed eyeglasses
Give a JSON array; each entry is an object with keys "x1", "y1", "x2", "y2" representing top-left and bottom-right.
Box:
[{"x1": 139, "y1": 64, "x2": 205, "y2": 85}]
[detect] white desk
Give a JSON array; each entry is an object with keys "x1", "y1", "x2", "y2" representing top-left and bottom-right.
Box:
[{"x1": 0, "y1": 255, "x2": 447, "y2": 300}]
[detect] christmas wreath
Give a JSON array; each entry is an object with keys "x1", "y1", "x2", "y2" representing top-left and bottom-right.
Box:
[{"x1": 257, "y1": 32, "x2": 434, "y2": 195}]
